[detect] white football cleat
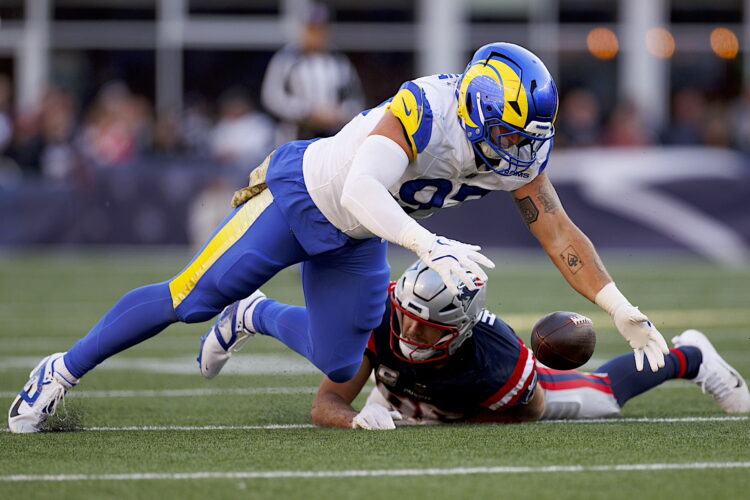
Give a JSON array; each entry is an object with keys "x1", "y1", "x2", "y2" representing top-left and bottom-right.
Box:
[
  {"x1": 672, "y1": 329, "x2": 750, "y2": 414},
  {"x1": 198, "y1": 290, "x2": 267, "y2": 379},
  {"x1": 8, "y1": 353, "x2": 77, "y2": 433}
]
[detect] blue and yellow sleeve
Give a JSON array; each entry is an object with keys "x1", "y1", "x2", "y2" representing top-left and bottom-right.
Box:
[{"x1": 386, "y1": 81, "x2": 433, "y2": 157}]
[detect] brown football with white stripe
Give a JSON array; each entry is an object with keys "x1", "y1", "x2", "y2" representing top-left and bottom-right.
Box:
[{"x1": 530, "y1": 311, "x2": 596, "y2": 370}]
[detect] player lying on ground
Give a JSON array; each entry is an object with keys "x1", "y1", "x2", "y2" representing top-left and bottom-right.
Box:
[
  {"x1": 10, "y1": 43, "x2": 668, "y2": 433},
  {"x1": 311, "y1": 262, "x2": 750, "y2": 429}
]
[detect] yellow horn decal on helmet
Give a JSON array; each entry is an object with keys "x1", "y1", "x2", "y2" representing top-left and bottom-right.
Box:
[
  {"x1": 457, "y1": 63, "x2": 501, "y2": 129},
  {"x1": 485, "y1": 59, "x2": 528, "y2": 129},
  {"x1": 457, "y1": 59, "x2": 529, "y2": 130}
]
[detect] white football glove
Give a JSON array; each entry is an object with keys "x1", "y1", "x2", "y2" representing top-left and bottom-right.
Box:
[
  {"x1": 416, "y1": 236, "x2": 495, "y2": 296},
  {"x1": 351, "y1": 403, "x2": 403, "y2": 430},
  {"x1": 612, "y1": 303, "x2": 670, "y2": 372}
]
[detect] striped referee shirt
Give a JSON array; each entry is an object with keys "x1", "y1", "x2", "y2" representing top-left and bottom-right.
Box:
[{"x1": 261, "y1": 45, "x2": 364, "y2": 139}]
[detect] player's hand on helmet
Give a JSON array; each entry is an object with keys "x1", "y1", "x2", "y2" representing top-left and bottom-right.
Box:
[
  {"x1": 612, "y1": 303, "x2": 670, "y2": 372},
  {"x1": 417, "y1": 236, "x2": 495, "y2": 296},
  {"x1": 351, "y1": 403, "x2": 403, "y2": 430}
]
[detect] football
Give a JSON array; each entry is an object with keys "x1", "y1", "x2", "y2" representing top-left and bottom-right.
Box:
[{"x1": 530, "y1": 311, "x2": 596, "y2": 370}]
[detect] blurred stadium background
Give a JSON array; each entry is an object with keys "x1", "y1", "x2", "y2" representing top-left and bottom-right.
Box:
[{"x1": 0, "y1": 0, "x2": 747, "y2": 266}]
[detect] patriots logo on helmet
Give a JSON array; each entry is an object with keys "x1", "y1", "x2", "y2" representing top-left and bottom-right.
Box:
[
  {"x1": 458, "y1": 287, "x2": 479, "y2": 310},
  {"x1": 458, "y1": 277, "x2": 484, "y2": 310}
]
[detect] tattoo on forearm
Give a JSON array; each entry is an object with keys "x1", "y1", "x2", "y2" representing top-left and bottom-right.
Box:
[
  {"x1": 536, "y1": 184, "x2": 560, "y2": 214},
  {"x1": 515, "y1": 196, "x2": 539, "y2": 225},
  {"x1": 560, "y1": 245, "x2": 585, "y2": 274}
]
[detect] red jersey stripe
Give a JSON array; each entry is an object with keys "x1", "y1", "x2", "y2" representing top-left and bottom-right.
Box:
[
  {"x1": 538, "y1": 378, "x2": 614, "y2": 395},
  {"x1": 481, "y1": 339, "x2": 531, "y2": 408}
]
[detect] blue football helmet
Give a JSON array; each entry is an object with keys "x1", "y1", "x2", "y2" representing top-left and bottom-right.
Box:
[{"x1": 457, "y1": 42, "x2": 558, "y2": 175}]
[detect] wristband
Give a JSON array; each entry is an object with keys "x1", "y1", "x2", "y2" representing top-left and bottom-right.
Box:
[{"x1": 594, "y1": 282, "x2": 630, "y2": 316}]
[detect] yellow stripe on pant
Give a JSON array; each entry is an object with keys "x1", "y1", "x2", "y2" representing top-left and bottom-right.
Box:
[{"x1": 169, "y1": 188, "x2": 274, "y2": 309}]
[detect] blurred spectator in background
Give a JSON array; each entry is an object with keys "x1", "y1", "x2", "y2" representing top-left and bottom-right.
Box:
[
  {"x1": 4, "y1": 86, "x2": 83, "y2": 182},
  {"x1": 210, "y1": 86, "x2": 275, "y2": 170},
  {"x1": 77, "y1": 81, "x2": 152, "y2": 168},
  {"x1": 555, "y1": 88, "x2": 602, "y2": 148},
  {"x1": 38, "y1": 87, "x2": 80, "y2": 181},
  {"x1": 662, "y1": 88, "x2": 707, "y2": 145},
  {"x1": 0, "y1": 75, "x2": 12, "y2": 154},
  {"x1": 7, "y1": 104, "x2": 43, "y2": 175},
  {"x1": 729, "y1": 87, "x2": 750, "y2": 154},
  {"x1": 702, "y1": 102, "x2": 731, "y2": 149},
  {"x1": 151, "y1": 110, "x2": 182, "y2": 157},
  {"x1": 261, "y1": 2, "x2": 364, "y2": 142},
  {"x1": 602, "y1": 100, "x2": 656, "y2": 147},
  {"x1": 181, "y1": 94, "x2": 213, "y2": 156}
]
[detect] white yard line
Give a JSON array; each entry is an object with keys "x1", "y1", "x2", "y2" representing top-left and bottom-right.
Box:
[
  {"x1": 0, "y1": 354, "x2": 318, "y2": 375},
  {"x1": 540, "y1": 416, "x2": 749, "y2": 424},
  {"x1": 85, "y1": 424, "x2": 316, "y2": 431},
  {"x1": 1, "y1": 416, "x2": 745, "y2": 434},
  {"x1": 1, "y1": 462, "x2": 749, "y2": 482},
  {"x1": 0, "y1": 387, "x2": 318, "y2": 399}
]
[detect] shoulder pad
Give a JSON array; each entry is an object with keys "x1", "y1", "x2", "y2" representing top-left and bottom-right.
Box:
[{"x1": 387, "y1": 81, "x2": 433, "y2": 157}]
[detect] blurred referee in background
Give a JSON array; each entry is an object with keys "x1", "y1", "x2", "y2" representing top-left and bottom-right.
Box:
[{"x1": 261, "y1": 2, "x2": 365, "y2": 142}]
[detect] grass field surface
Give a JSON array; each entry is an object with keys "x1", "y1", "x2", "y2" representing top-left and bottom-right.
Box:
[{"x1": 1, "y1": 249, "x2": 749, "y2": 499}]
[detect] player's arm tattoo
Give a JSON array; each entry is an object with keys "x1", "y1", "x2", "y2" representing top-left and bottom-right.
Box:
[
  {"x1": 515, "y1": 196, "x2": 539, "y2": 226},
  {"x1": 536, "y1": 183, "x2": 561, "y2": 214},
  {"x1": 559, "y1": 244, "x2": 585, "y2": 275}
]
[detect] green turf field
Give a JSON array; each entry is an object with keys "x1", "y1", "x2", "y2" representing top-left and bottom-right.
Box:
[{"x1": 1, "y1": 249, "x2": 749, "y2": 499}]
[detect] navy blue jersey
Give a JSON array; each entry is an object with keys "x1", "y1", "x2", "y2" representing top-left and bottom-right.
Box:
[{"x1": 365, "y1": 302, "x2": 537, "y2": 421}]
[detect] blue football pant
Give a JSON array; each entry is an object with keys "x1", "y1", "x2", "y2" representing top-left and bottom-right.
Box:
[{"x1": 64, "y1": 194, "x2": 390, "y2": 383}]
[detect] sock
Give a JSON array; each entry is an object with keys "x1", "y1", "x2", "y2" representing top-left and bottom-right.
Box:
[
  {"x1": 53, "y1": 357, "x2": 79, "y2": 387},
  {"x1": 63, "y1": 282, "x2": 177, "y2": 379},
  {"x1": 596, "y1": 346, "x2": 702, "y2": 407},
  {"x1": 253, "y1": 299, "x2": 312, "y2": 360}
]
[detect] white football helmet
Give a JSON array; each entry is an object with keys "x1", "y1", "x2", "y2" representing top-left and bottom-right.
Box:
[{"x1": 390, "y1": 260, "x2": 487, "y2": 363}]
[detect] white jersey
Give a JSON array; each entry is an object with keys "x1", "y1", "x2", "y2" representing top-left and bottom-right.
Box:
[{"x1": 302, "y1": 74, "x2": 551, "y2": 239}]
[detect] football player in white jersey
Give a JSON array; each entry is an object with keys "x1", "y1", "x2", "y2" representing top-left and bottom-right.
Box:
[{"x1": 9, "y1": 42, "x2": 669, "y2": 433}]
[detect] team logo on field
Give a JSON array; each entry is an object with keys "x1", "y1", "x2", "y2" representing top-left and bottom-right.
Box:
[{"x1": 377, "y1": 365, "x2": 399, "y2": 386}]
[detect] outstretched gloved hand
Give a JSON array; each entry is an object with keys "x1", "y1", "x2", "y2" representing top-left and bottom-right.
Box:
[
  {"x1": 612, "y1": 303, "x2": 670, "y2": 372},
  {"x1": 351, "y1": 403, "x2": 403, "y2": 430},
  {"x1": 596, "y1": 282, "x2": 670, "y2": 372}
]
